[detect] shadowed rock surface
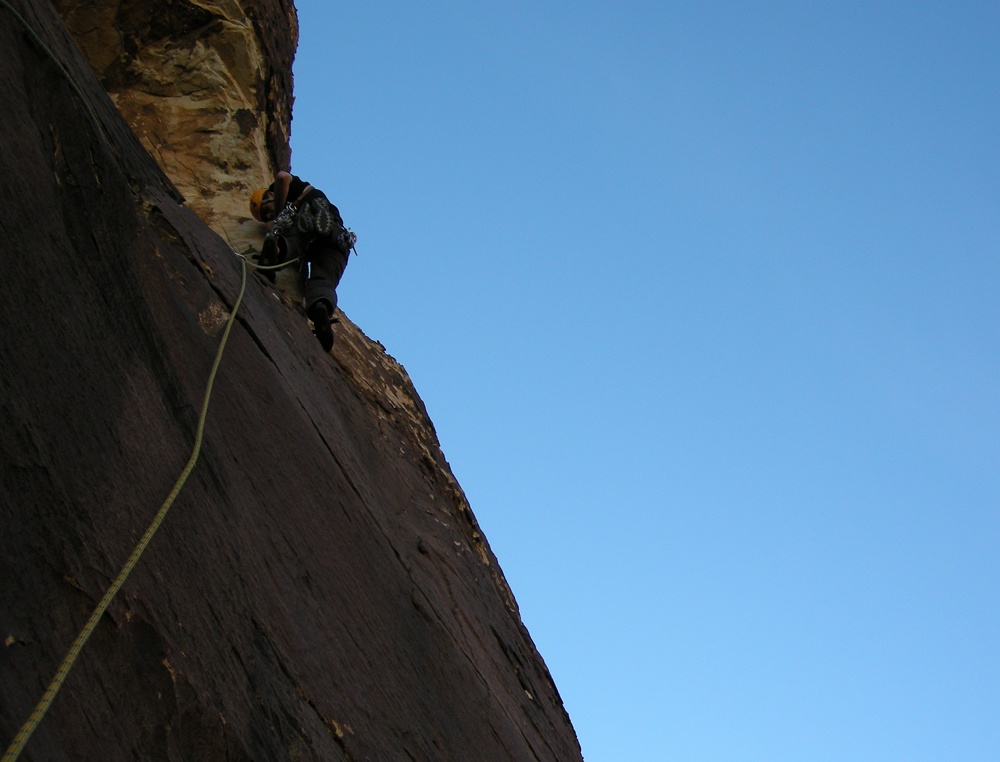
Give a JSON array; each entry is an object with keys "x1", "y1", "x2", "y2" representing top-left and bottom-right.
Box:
[{"x1": 0, "y1": 1, "x2": 582, "y2": 759}]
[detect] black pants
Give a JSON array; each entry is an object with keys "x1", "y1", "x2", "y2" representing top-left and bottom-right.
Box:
[
  {"x1": 281, "y1": 231, "x2": 349, "y2": 314},
  {"x1": 302, "y1": 239, "x2": 348, "y2": 314}
]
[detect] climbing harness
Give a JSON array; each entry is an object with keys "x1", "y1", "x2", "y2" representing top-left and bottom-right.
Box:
[{"x1": 2, "y1": 255, "x2": 290, "y2": 761}]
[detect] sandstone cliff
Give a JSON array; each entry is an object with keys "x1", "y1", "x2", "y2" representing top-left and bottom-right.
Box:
[
  {"x1": 0, "y1": 1, "x2": 582, "y2": 760},
  {"x1": 54, "y1": 0, "x2": 295, "y2": 253}
]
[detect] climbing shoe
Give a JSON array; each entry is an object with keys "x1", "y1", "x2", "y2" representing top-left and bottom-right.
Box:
[{"x1": 307, "y1": 301, "x2": 334, "y2": 353}]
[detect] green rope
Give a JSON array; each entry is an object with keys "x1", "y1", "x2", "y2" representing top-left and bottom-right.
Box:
[
  {"x1": 248, "y1": 256, "x2": 300, "y2": 273},
  {"x1": 3, "y1": 256, "x2": 254, "y2": 762},
  {"x1": 0, "y1": 4, "x2": 306, "y2": 757}
]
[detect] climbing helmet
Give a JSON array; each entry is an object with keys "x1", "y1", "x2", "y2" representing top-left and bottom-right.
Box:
[{"x1": 249, "y1": 188, "x2": 270, "y2": 221}]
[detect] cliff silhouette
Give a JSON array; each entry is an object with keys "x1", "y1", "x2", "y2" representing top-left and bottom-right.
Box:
[{"x1": 0, "y1": 1, "x2": 582, "y2": 759}]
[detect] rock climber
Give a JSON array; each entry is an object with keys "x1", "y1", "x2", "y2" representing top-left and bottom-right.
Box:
[{"x1": 249, "y1": 171, "x2": 355, "y2": 352}]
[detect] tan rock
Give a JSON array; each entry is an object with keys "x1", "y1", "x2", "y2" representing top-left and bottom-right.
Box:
[
  {"x1": 55, "y1": 0, "x2": 296, "y2": 255},
  {"x1": 2, "y1": 2, "x2": 583, "y2": 758}
]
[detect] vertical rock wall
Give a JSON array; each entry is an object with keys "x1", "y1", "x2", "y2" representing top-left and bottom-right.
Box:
[
  {"x1": 54, "y1": 0, "x2": 297, "y2": 252},
  {"x1": 0, "y1": 1, "x2": 583, "y2": 759}
]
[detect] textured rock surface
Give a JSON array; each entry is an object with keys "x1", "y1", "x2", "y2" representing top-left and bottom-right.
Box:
[
  {"x1": 0, "y1": 1, "x2": 581, "y2": 759},
  {"x1": 54, "y1": 0, "x2": 296, "y2": 253}
]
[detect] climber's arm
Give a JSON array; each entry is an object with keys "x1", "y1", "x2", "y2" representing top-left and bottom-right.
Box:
[{"x1": 271, "y1": 171, "x2": 293, "y2": 211}]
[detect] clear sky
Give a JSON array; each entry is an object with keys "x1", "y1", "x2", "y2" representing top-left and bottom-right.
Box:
[{"x1": 288, "y1": 2, "x2": 999, "y2": 759}]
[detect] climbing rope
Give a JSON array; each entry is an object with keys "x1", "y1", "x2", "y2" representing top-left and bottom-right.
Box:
[
  {"x1": 0, "y1": 4, "x2": 307, "y2": 756},
  {"x1": 2, "y1": 255, "x2": 291, "y2": 761}
]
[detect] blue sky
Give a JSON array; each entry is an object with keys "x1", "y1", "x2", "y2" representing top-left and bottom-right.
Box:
[{"x1": 288, "y1": 2, "x2": 999, "y2": 759}]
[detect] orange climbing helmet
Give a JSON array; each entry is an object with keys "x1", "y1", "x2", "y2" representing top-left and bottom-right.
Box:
[{"x1": 249, "y1": 188, "x2": 269, "y2": 221}]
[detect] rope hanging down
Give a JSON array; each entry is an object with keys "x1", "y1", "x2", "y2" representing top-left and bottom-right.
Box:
[
  {"x1": 3, "y1": 255, "x2": 287, "y2": 761},
  {"x1": 0, "y1": 7, "x2": 304, "y2": 757}
]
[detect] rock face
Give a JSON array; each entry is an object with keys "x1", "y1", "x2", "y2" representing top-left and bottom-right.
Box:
[
  {"x1": 54, "y1": 0, "x2": 295, "y2": 253},
  {"x1": 0, "y1": 1, "x2": 582, "y2": 760}
]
